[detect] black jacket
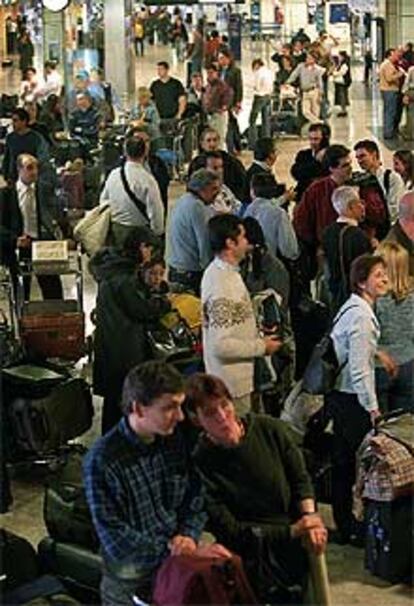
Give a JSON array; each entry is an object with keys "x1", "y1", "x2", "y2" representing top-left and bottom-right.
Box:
[
  {"x1": 90, "y1": 248, "x2": 171, "y2": 397},
  {"x1": 290, "y1": 149, "x2": 325, "y2": 202},
  {"x1": 221, "y1": 65, "x2": 243, "y2": 107},
  {"x1": 322, "y1": 222, "x2": 372, "y2": 310},
  {"x1": 0, "y1": 184, "x2": 55, "y2": 267},
  {"x1": 188, "y1": 151, "x2": 247, "y2": 202}
]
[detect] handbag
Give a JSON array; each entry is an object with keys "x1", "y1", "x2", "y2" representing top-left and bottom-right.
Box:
[
  {"x1": 301, "y1": 304, "x2": 358, "y2": 395},
  {"x1": 147, "y1": 310, "x2": 197, "y2": 362},
  {"x1": 73, "y1": 203, "x2": 111, "y2": 256}
]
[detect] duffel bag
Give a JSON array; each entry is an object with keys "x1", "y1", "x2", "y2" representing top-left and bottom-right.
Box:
[
  {"x1": 153, "y1": 554, "x2": 258, "y2": 606},
  {"x1": 44, "y1": 449, "x2": 99, "y2": 551},
  {"x1": 8, "y1": 378, "x2": 93, "y2": 455}
]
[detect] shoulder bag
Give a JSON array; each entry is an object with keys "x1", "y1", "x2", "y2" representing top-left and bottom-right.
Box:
[{"x1": 120, "y1": 163, "x2": 150, "y2": 226}]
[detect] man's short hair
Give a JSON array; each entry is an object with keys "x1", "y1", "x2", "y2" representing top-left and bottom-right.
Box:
[
  {"x1": 121, "y1": 361, "x2": 184, "y2": 415},
  {"x1": 252, "y1": 58, "x2": 264, "y2": 69},
  {"x1": 12, "y1": 108, "x2": 30, "y2": 123},
  {"x1": 254, "y1": 137, "x2": 276, "y2": 162},
  {"x1": 17, "y1": 153, "x2": 38, "y2": 171},
  {"x1": 322, "y1": 144, "x2": 350, "y2": 170},
  {"x1": 187, "y1": 168, "x2": 219, "y2": 194},
  {"x1": 354, "y1": 139, "x2": 380, "y2": 157},
  {"x1": 384, "y1": 48, "x2": 395, "y2": 58},
  {"x1": 208, "y1": 214, "x2": 243, "y2": 254},
  {"x1": 203, "y1": 150, "x2": 223, "y2": 163},
  {"x1": 349, "y1": 253, "x2": 386, "y2": 296},
  {"x1": 251, "y1": 172, "x2": 278, "y2": 199},
  {"x1": 76, "y1": 91, "x2": 92, "y2": 102},
  {"x1": 331, "y1": 186, "x2": 359, "y2": 215},
  {"x1": 124, "y1": 135, "x2": 146, "y2": 159},
  {"x1": 185, "y1": 373, "x2": 232, "y2": 416},
  {"x1": 157, "y1": 61, "x2": 169, "y2": 70}
]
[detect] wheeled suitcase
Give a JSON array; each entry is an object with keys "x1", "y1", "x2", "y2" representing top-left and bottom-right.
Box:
[
  {"x1": 365, "y1": 495, "x2": 413, "y2": 584},
  {"x1": 5, "y1": 372, "x2": 93, "y2": 455},
  {"x1": 44, "y1": 448, "x2": 99, "y2": 551},
  {"x1": 38, "y1": 538, "x2": 102, "y2": 604},
  {"x1": 19, "y1": 300, "x2": 85, "y2": 361}
]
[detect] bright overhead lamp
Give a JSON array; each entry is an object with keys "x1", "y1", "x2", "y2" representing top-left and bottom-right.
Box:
[{"x1": 42, "y1": 0, "x2": 71, "y2": 11}]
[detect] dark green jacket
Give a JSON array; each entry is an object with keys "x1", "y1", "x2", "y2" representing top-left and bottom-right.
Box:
[
  {"x1": 90, "y1": 248, "x2": 170, "y2": 397},
  {"x1": 193, "y1": 414, "x2": 314, "y2": 549}
]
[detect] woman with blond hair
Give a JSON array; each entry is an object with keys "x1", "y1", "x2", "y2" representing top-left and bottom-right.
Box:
[
  {"x1": 375, "y1": 241, "x2": 414, "y2": 412},
  {"x1": 130, "y1": 86, "x2": 161, "y2": 139}
]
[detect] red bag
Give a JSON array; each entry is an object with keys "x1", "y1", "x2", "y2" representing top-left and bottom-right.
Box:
[{"x1": 152, "y1": 554, "x2": 258, "y2": 606}]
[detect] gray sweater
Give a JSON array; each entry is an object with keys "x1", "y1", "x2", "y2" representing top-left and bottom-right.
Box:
[{"x1": 375, "y1": 291, "x2": 414, "y2": 365}]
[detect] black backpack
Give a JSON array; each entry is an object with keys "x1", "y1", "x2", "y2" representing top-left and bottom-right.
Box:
[
  {"x1": 44, "y1": 448, "x2": 99, "y2": 552},
  {"x1": 343, "y1": 63, "x2": 352, "y2": 87},
  {"x1": 302, "y1": 305, "x2": 358, "y2": 395}
]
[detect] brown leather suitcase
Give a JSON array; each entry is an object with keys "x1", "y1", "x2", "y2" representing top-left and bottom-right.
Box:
[{"x1": 20, "y1": 301, "x2": 85, "y2": 361}]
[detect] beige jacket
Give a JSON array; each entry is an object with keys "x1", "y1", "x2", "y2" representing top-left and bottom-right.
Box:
[{"x1": 379, "y1": 59, "x2": 403, "y2": 92}]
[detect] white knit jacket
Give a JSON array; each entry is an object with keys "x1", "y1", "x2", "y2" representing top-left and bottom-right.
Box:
[{"x1": 201, "y1": 257, "x2": 266, "y2": 398}]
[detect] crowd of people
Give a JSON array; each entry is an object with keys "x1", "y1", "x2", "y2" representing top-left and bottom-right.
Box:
[{"x1": 1, "y1": 15, "x2": 414, "y2": 606}]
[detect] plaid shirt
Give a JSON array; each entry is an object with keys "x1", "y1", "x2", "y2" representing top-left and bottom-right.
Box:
[{"x1": 83, "y1": 418, "x2": 206, "y2": 578}]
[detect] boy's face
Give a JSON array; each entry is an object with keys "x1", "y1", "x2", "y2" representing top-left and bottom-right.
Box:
[{"x1": 144, "y1": 263, "x2": 165, "y2": 290}]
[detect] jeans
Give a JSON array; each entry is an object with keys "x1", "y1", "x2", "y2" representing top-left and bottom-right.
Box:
[
  {"x1": 101, "y1": 571, "x2": 152, "y2": 606},
  {"x1": 248, "y1": 95, "x2": 271, "y2": 148},
  {"x1": 382, "y1": 90, "x2": 399, "y2": 138},
  {"x1": 375, "y1": 359, "x2": 414, "y2": 413}
]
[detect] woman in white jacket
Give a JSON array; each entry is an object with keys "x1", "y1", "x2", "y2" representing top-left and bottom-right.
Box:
[{"x1": 327, "y1": 253, "x2": 390, "y2": 545}]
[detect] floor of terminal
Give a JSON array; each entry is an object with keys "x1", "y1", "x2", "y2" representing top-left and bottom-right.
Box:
[{"x1": 1, "y1": 40, "x2": 413, "y2": 605}]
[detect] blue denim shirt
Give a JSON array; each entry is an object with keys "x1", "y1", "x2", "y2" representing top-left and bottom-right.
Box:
[{"x1": 331, "y1": 294, "x2": 380, "y2": 412}]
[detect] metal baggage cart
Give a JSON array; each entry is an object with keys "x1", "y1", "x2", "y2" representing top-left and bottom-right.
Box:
[{"x1": 16, "y1": 246, "x2": 86, "y2": 362}]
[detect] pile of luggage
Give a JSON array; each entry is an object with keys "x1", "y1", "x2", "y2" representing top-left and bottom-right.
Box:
[{"x1": 355, "y1": 411, "x2": 414, "y2": 584}]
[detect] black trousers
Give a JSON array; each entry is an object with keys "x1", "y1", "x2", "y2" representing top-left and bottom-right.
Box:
[{"x1": 325, "y1": 391, "x2": 372, "y2": 537}]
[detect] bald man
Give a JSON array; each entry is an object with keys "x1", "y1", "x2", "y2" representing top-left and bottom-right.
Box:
[
  {"x1": 0, "y1": 153, "x2": 62, "y2": 299},
  {"x1": 386, "y1": 191, "x2": 414, "y2": 276}
]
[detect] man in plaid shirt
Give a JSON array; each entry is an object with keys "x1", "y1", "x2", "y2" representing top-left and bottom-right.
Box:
[{"x1": 83, "y1": 361, "x2": 230, "y2": 606}]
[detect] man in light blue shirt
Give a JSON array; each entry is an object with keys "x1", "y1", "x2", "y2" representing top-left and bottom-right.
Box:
[
  {"x1": 244, "y1": 172, "x2": 299, "y2": 261},
  {"x1": 167, "y1": 169, "x2": 220, "y2": 293}
]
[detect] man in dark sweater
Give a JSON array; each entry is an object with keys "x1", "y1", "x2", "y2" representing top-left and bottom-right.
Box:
[
  {"x1": 322, "y1": 185, "x2": 372, "y2": 312},
  {"x1": 186, "y1": 373, "x2": 327, "y2": 604},
  {"x1": 2, "y1": 108, "x2": 49, "y2": 183}
]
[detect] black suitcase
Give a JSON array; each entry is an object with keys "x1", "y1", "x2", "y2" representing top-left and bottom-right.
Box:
[
  {"x1": 365, "y1": 495, "x2": 414, "y2": 584},
  {"x1": 44, "y1": 448, "x2": 99, "y2": 551},
  {"x1": 4, "y1": 368, "x2": 93, "y2": 456},
  {"x1": 38, "y1": 538, "x2": 102, "y2": 604}
]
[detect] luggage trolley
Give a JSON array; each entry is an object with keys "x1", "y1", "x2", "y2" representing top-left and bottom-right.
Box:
[
  {"x1": 271, "y1": 84, "x2": 303, "y2": 138},
  {"x1": 15, "y1": 243, "x2": 86, "y2": 362}
]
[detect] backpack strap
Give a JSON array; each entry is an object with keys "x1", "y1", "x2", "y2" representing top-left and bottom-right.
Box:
[
  {"x1": 120, "y1": 164, "x2": 150, "y2": 226},
  {"x1": 384, "y1": 169, "x2": 391, "y2": 196},
  {"x1": 339, "y1": 224, "x2": 352, "y2": 293}
]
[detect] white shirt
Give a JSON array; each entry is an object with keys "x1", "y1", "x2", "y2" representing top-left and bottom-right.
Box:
[
  {"x1": 43, "y1": 71, "x2": 63, "y2": 97},
  {"x1": 100, "y1": 160, "x2": 164, "y2": 235},
  {"x1": 17, "y1": 179, "x2": 38, "y2": 238},
  {"x1": 253, "y1": 65, "x2": 274, "y2": 97},
  {"x1": 375, "y1": 167, "x2": 406, "y2": 223}
]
